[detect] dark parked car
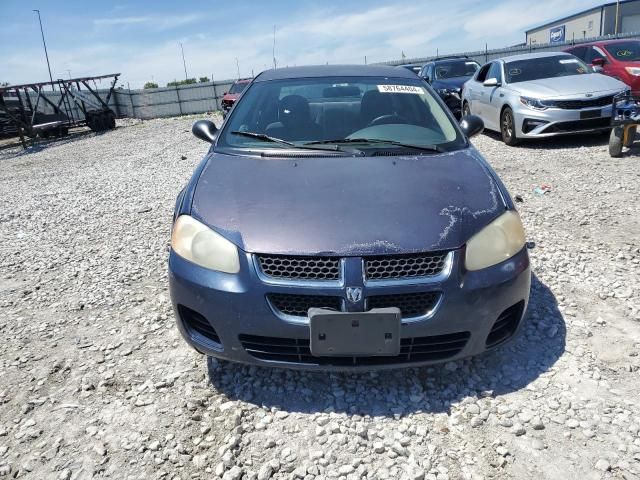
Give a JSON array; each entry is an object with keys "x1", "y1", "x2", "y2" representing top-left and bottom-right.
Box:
[
  {"x1": 221, "y1": 78, "x2": 252, "y2": 116},
  {"x1": 565, "y1": 39, "x2": 640, "y2": 93},
  {"x1": 419, "y1": 56, "x2": 481, "y2": 118},
  {"x1": 169, "y1": 65, "x2": 531, "y2": 370}
]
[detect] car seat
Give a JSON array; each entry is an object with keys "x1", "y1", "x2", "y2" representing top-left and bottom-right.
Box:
[{"x1": 265, "y1": 95, "x2": 322, "y2": 141}]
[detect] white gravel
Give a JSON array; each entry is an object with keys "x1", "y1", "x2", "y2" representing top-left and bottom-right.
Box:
[{"x1": 1, "y1": 116, "x2": 639, "y2": 479}]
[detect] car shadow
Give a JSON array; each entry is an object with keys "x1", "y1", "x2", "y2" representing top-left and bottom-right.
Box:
[
  {"x1": 207, "y1": 273, "x2": 566, "y2": 416},
  {"x1": 480, "y1": 129, "x2": 609, "y2": 150}
]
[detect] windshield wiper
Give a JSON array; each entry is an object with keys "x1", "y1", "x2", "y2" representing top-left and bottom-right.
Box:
[
  {"x1": 304, "y1": 138, "x2": 445, "y2": 153},
  {"x1": 231, "y1": 131, "x2": 356, "y2": 154}
]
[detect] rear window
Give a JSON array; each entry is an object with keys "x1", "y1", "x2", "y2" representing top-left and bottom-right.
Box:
[
  {"x1": 604, "y1": 41, "x2": 640, "y2": 61},
  {"x1": 505, "y1": 55, "x2": 589, "y2": 83},
  {"x1": 229, "y1": 82, "x2": 249, "y2": 94}
]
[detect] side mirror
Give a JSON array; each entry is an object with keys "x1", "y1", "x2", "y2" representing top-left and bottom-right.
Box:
[
  {"x1": 592, "y1": 65, "x2": 604, "y2": 73},
  {"x1": 192, "y1": 120, "x2": 218, "y2": 143},
  {"x1": 483, "y1": 77, "x2": 501, "y2": 87},
  {"x1": 460, "y1": 115, "x2": 484, "y2": 138},
  {"x1": 592, "y1": 57, "x2": 606, "y2": 67}
]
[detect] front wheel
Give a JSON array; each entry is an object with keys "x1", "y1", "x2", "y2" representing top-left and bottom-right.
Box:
[
  {"x1": 609, "y1": 127, "x2": 623, "y2": 157},
  {"x1": 500, "y1": 107, "x2": 519, "y2": 146}
]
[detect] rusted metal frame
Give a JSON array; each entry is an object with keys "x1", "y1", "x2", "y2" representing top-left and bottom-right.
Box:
[
  {"x1": 103, "y1": 75, "x2": 119, "y2": 106},
  {"x1": 74, "y1": 81, "x2": 88, "y2": 116},
  {"x1": 0, "y1": 73, "x2": 121, "y2": 93},
  {"x1": 13, "y1": 89, "x2": 31, "y2": 147},
  {"x1": 0, "y1": 94, "x2": 29, "y2": 149},
  {"x1": 59, "y1": 81, "x2": 78, "y2": 122},
  {"x1": 80, "y1": 80, "x2": 110, "y2": 110},
  {"x1": 29, "y1": 87, "x2": 43, "y2": 126}
]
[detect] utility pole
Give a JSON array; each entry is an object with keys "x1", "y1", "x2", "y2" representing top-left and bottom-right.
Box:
[
  {"x1": 235, "y1": 57, "x2": 240, "y2": 79},
  {"x1": 66, "y1": 69, "x2": 71, "y2": 79},
  {"x1": 615, "y1": 0, "x2": 620, "y2": 35},
  {"x1": 180, "y1": 43, "x2": 188, "y2": 81},
  {"x1": 33, "y1": 10, "x2": 54, "y2": 91},
  {"x1": 272, "y1": 25, "x2": 277, "y2": 69}
]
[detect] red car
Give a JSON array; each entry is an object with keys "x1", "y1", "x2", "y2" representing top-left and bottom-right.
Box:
[
  {"x1": 565, "y1": 40, "x2": 640, "y2": 92},
  {"x1": 221, "y1": 79, "x2": 252, "y2": 116}
]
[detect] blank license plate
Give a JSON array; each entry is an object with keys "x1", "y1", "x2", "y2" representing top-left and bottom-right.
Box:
[
  {"x1": 580, "y1": 109, "x2": 601, "y2": 119},
  {"x1": 309, "y1": 307, "x2": 401, "y2": 357}
]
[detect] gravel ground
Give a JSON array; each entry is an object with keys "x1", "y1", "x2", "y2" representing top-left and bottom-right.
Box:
[{"x1": 1, "y1": 115, "x2": 639, "y2": 480}]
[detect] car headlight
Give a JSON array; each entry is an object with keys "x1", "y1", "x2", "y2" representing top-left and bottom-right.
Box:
[
  {"x1": 625, "y1": 67, "x2": 640, "y2": 76},
  {"x1": 464, "y1": 210, "x2": 526, "y2": 271},
  {"x1": 519, "y1": 96, "x2": 547, "y2": 110},
  {"x1": 171, "y1": 215, "x2": 240, "y2": 273}
]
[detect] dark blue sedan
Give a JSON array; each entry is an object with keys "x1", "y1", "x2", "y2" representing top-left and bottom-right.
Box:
[{"x1": 169, "y1": 65, "x2": 531, "y2": 370}]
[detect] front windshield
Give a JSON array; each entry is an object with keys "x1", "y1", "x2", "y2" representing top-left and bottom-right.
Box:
[
  {"x1": 229, "y1": 81, "x2": 249, "y2": 94},
  {"x1": 604, "y1": 41, "x2": 640, "y2": 61},
  {"x1": 505, "y1": 55, "x2": 589, "y2": 83},
  {"x1": 218, "y1": 76, "x2": 463, "y2": 152},
  {"x1": 435, "y1": 60, "x2": 480, "y2": 79}
]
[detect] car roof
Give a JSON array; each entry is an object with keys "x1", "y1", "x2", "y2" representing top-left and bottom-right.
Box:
[
  {"x1": 234, "y1": 78, "x2": 253, "y2": 84},
  {"x1": 497, "y1": 51, "x2": 574, "y2": 63},
  {"x1": 254, "y1": 64, "x2": 418, "y2": 82}
]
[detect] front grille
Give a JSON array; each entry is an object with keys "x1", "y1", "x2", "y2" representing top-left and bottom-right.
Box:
[
  {"x1": 257, "y1": 254, "x2": 341, "y2": 281},
  {"x1": 178, "y1": 305, "x2": 221, "y2": 346},
  {"x1": 543, "y1": 95, "x2": 613, "y2": 110},
  {"x1": 239, "y1": 332, "x2": 470, "y2": 366},
  {"x1": 486, "y1": 301, "x2": 525, "y2": 348},
  {"x1": 543, "y1": 117, "x2": 610, "y2": 133},
  {"x1": 367, "y1": 292, "x2": 440, "y2": 318},
  {"x1": 364, "y1": 252, "x2": 448, "y2": 280},
  {"x1": 267, "y1": 293, "x2": 342, "y2": 317}
]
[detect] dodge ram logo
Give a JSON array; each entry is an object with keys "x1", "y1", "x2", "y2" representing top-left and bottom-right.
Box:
[{"x1": 346, "y1": 287, "x2": 362, "y2": 303}]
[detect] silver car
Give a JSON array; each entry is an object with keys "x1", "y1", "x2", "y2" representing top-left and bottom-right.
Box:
[{"x1": 461, "y1": 52, "x2": 628, "y2": 145}]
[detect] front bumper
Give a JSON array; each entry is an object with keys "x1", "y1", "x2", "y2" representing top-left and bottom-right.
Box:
[
  {"x1": 169, "y1": 247, "x2": 531, "y2": 371},
  {"x1": 513, "y1": 102, "x2": 613, "y2": 138}
]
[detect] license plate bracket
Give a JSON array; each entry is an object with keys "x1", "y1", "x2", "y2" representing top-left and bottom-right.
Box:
[
  {"x1": 580, "y1": 109, "x2": 601, "y2": 119},
  {"x1": 309, "y1": 307, "x2": 401, "y2": 357}
]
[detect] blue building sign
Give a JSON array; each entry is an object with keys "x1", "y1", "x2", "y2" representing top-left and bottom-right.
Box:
[{"x1": 550, "y1": 25, "x2": 566, "y2": 43}]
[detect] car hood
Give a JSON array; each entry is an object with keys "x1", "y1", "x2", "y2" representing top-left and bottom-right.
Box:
[
  {"x1": 191, "y1": 148, "x2": 506, "y2": 256},
  {"x1": 510, "y1": 73, "x2": 626, "y2": 98},
  {"x1": 432, "y1": 76, "x2": 470, "y2": 90}
]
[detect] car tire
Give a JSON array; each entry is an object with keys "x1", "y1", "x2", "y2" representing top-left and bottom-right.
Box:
[
  {"x1": 624, "y1": 125, "x2": 636, "y2": 148},
  {"x1": 500, "y1": 107, "x2": 519, "y2": 146},
  {"x1": 462, "y1": 102, "x2": 471, "y2": 117},
  {"x1": 609, "y1": 127, "x2": 624, "y2": 157}
]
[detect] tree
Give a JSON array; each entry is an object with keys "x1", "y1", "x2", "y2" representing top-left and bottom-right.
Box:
[
  {"x1": 199, "y1": 76, "x2": 210, "y2": 83},
  {"x1": 0, "y1": 82, "x2": 9, "y2": 87},
  {"x1": 167, "y1": 78, "x2": 197, "y2": 87},
  {"x1": 143, "y1": 81, "x2": 159, "y2": 89}
]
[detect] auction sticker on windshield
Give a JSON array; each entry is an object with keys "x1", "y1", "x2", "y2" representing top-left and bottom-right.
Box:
[{"x1": 377, "y1": 85, "x2": 424, "y2": 94}]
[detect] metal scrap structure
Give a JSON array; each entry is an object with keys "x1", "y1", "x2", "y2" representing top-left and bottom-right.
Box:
[{"x1": 0, "y1": 73, "x2": 120, "y2": 148}]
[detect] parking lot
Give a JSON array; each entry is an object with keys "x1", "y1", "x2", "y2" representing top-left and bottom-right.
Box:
[{"x1": 0, "y1": 116, "x2": 639, "y2": 479}]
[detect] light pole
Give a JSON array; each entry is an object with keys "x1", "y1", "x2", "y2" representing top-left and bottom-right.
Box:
[
  {"x1": 180, "y1": 43, "x2": 188, "y2": 81},
  {"x1": 235, "y1": 57, "x2": 240, "y2": 79},
  {"x1": 33, "y1": 9, "x2": 54, "y2": 91}
]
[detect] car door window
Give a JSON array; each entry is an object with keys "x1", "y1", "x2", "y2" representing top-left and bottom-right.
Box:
[
  {"x1": 587, "y1": 46, "x2": 607, "y2": 63},
  {"x1": 487, "y1": 62, "x2": 502, "y2": 83},
  {"x1": 476, "y1": 64, "x2": 490, "y2": 82}
]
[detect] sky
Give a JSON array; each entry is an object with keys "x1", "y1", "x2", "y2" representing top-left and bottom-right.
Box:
[{"x1": 0, "y1": 0, "x2": 606, "y2": 89}]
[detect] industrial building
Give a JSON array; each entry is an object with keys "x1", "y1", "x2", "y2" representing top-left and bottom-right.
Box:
[{"x1": 526, "y1": 0, "x2": 640, "y2": 45}]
